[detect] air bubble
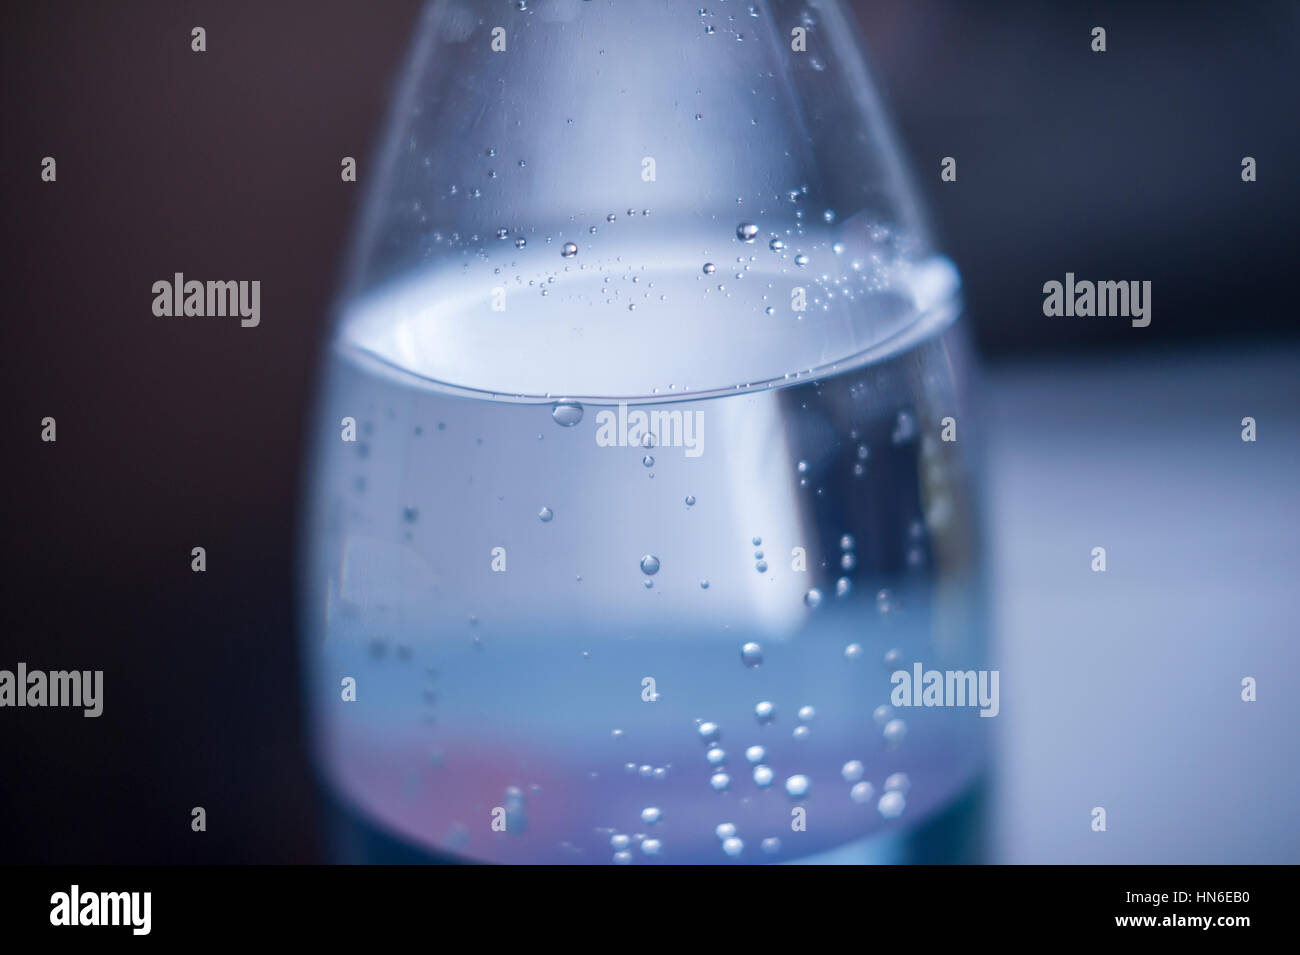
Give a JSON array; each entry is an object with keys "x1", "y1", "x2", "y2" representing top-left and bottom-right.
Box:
[
  {"x1": 752, "y1": 765, "x2": 774, "y2": 788},
  {"x1": 878, "y1": 791, "x2": 906, "y2": 818},
  {"x1": 740, "y1": 642, "x2": 763, "y2": 667},
  {"x1": 883, "y1": 718, "x2": 907, "y2": 744},
  {"x1": 710, "y1": 772, "x2": 731, "y2": 792},
  {"x1": 722, "y1": 836, "x2": 744, "y2": 857},
  {"x1": 551, "y1": 400, "x2": 583, "y2": 426},
  {"x1": 745, "y1": 745, "x2": 766, "y2": 764},
  {"x1": 804, "y1": 589, "x2": 823, "y2": 609},
  {"x1": 561, "y1": 242, "x2": 578, "y2": 258},
  {"x1": 538, "y1": 506, "x2": 554, "y2": 522},
  {"x1": 736, "y1": 222, "x2": 758, "y2": 242},
  {"x1": 640, "y1": 807, "x2": 662, "y2": 825},
  {"x1": 842, "y1": 760, "x2": 865, "y2": 782},
  {"x1": 754, "y1": 701, "x2": 775, "y2": 724},
  {"x1": 844, "y1": 642, "x2": 863, "y2": 661},
  {"x1": 884, "y1": 772, "x2": 911, "y2": 793},
  {"x1": 640, "y1": 555, "x2": 661, "y2": 575},
  {"x1": 785, "y1": 774, "x2": 810, "y2": 798},
  {"x1": 851, "y1": 781, "x2": 875, "y2": 804}
]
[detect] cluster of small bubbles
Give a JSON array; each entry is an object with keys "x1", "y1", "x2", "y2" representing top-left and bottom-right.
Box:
[
  {"x1": 842, "y1": 760, "x2": 865, "y2": 782},
  {"x1": 640, "y1": 555, "x2": 660, "y2": 576},
  {"x1": 740, "y1": 642, "x2": 763, "y2": 667},
  {"x1": 873, "y1": 704, "x2": 894, "y2": 725},
  {"x1": 883, "y1": 648, "x2": 902, "y2": 668},
  {"x1": 714, "y1": 822, "x2": 736, "y2": 840},
  {"x1": 761, "y1": 837, "x2": 781, "y2": 854},
  {"x1": 844, "y1": 642, "x2": 863, "y2": 661},
  {"x1": 804, "y1": 588, "x2": 823, "y2": 609},
  {"x1": 883, "y1": 718, "x2": 907, "y2": 744},
  {"x1": 710, "y1": 772, "x2": 731, "y2": 792},
  {"x1": 551, "y1": 400, "x2": 584, "y2": 426},
  {"x1": 561, "y1": 242, "x2": 578, "y2": 258},
  {"x1": 836, "y1": 577, "x2": 852, "y2": 598},
  {"x1": 745, "y1": 745, "x2": 766, "y2": 764},
  {"x1": 752, "y1": 765, "x2": 774, "y2": 788},
  {"x1": 706, "y1": 747, "x2": 726, "y2": 765},
  {"x1": 685, "y1": 495, "x2": 696, "y2": 507},
  {"x1": 785, "y1": 774, "x2": 810, "y2": 799},
  {"x1": 698, "y1": 721, "x2": 720, "y2": 742},
  {"x1": 736, "y1": 222, "x2": 758, "y2": 242},
  {"x1": 702, "y1": 262, "x2": 716, "y2": 275},
  {"x1": 878, "y1": 790, "x2": 906, "y2": 818},
  {"x1": 755, "y1": 701, "x2": 775, "y2": 724},
  {"x1": 640, "y1": 807, "x2": 662, "y2": 825},
  {"x1": 538, "y1": 506, "x2": 554, "y2": 522},
  {"x1": 851, "y1": 781, "x2": 875, "y2": 804}
]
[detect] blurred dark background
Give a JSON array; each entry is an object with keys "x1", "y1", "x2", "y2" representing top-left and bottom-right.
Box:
[{"x1": 0, "y1": 0, "x2": 1296, "y2": 862}]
